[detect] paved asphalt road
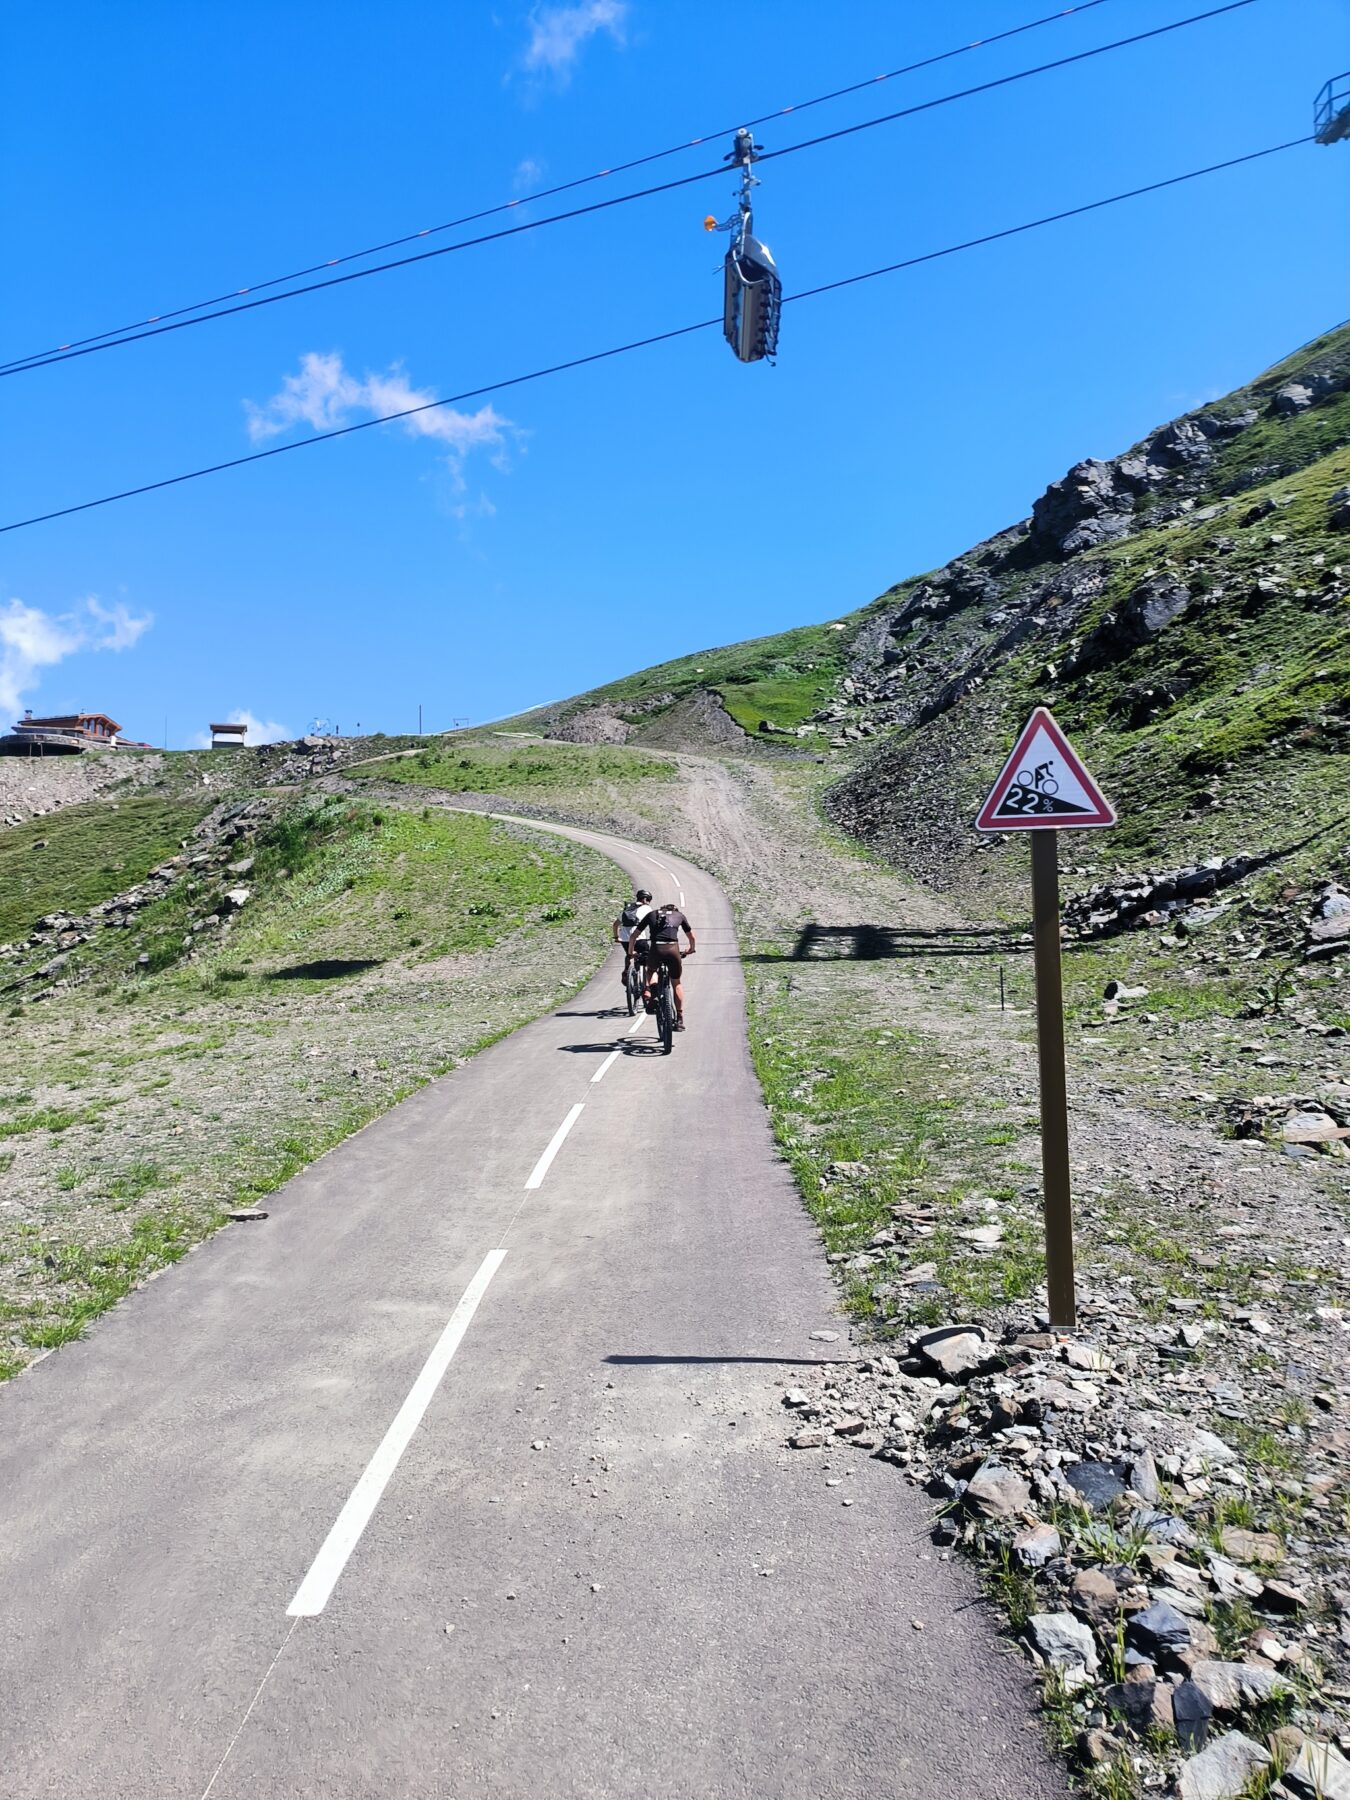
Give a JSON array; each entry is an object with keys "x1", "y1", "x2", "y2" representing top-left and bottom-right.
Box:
[{"x1": 0, "y1": 819, "x2": 1066, "y2": 1799}]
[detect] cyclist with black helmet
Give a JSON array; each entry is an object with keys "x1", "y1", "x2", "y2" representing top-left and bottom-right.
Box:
[
  {"x1": 629, "y1": 900, "x2": 696, "y2": 1031},
  {"x1": 613, "y1": 887, "x2": 653, "y2": 991}
]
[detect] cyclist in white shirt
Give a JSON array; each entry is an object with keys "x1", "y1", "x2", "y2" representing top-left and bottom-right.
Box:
[{"x1": 613, "y1": 888, "x2": 653, "y2": 990}]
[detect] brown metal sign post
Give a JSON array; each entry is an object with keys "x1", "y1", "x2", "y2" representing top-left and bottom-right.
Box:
[
  {"x1": 1030, "y1": 830, "x2": 1075, "y2": 1327},
  {"x1": 974, "y1": 707, "x2": 1117, "y2": 1331}
]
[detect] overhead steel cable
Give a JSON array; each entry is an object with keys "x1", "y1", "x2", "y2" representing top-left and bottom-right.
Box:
[
  {"x1": 758, "y1": 0, "x2": 1257, "y2": 167},
  {"x1": 1, "y1": 0, "x2": 1119, "y2": 375},
  {"x1": 784, "y1": 134, "x2": 1308, "y2": 301},
  {"x1": 0, "y1": 133, "x2": 1306, "y2": 538},
  {"x1": 2, "y1": 0, "x2": 1258, "y2": 381}
]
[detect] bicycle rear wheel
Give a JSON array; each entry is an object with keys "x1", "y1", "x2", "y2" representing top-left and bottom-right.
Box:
[
  {"x1": 625, "y1": 960, "x2": 638, "y2": 1015},
  {"x1": 658, "y1": 982, "x2": 675, "y2": 1054}
]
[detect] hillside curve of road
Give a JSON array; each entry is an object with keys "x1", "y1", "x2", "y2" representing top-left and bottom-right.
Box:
[{"x1": 0, "y1": 814, "x2": 1066, "y2": 1799}]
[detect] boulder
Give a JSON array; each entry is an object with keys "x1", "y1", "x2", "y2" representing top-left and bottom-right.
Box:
[
  {"x1": 1030, "y1": 458, "x2": 1137, "y2": 558},
  {"x1": 1126, "y1": 1599, "x2": 1192, "y2": 1659},
  {"x1": 909, "y1": 1326, "x2": 997, "y2": 1382},
  {"x1": 964, "y1": 1462, "x2": 1031, "y2": 1520},
  {"x1": 1123, "y1": 576, "x2": 1192, "y2": 638},
  {"x1": 1172, "y1": 1678, "x2": 1214, "y2": 1753},
  {"x1": 1183, "y1": 1427, "x2": 1236, "y2": 1470},
  {"x1": 1189, "y1": 1660, "x2": 1288, "y2": 1712},
  {"x1": 1195, "y1": 408, "x2": 1257, "y2": 437},
  {"x1": 1137, "y1": 1510, "x2": 1197, "y2": 1550},
  {"x1": 1177, "y1": 1731, "x2": 1269, "y2": 1800},
  {"x1": 1272, "y1": 381, "x2": 1314, "y2": 415},
  {"x1": 1103, "y1": 1674, "x2": 1158, "y2": 1730},
  {"x1": 1127, "y1": 1448, "x2": 1161, "y2": 1504},
  {"x1": 1025, "y1": 1611, "x2": 1098, "y2": 1675},
  {"x1": 1011, "y1": 1522, "x2": 1061, "y2": 1569},
  {"x1": 1284, "y1": 1742, "x2": 1350, "y2": 1800},
  {"x1": 1063, "y1": 1459, "x2": 1128, "y2": 1511},
  {"x1": 1148, "y1": 419, "x2": 1212, "y2": 468},
  {"x1": 1071, "y1": 1567, "x2": 1123, "y2": 1624},
  {"x1": 1308, "y1": 882, "x2": 1350, "y2": 947},
  {"x1": 1018, "y1": 1375, "x2": 1095, "y2": 1419}
]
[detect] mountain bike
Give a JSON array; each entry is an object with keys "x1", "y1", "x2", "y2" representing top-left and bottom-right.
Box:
[
  {"x1": 649, "y1": 958, "x2": 679, "y2": 1054},
  {"x1": 623, "y1": 951, "x2": 644, "y2": 1016}
]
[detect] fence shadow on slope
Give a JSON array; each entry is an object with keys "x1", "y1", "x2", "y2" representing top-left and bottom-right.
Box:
[{"x1": 742, "y1": 922, "x2": 1031, "y2": 963}]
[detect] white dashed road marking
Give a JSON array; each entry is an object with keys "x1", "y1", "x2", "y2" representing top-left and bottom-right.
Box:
[
  {"x1": 524, "y1": 1102, "x2": 585, "y2": 1191},
  {"x1": 286, "y1": 1247, "x2": 507, "y2": 1618},
  {"x1": 591, "y1": 1049, "x2": 621, "y2": 1084}
]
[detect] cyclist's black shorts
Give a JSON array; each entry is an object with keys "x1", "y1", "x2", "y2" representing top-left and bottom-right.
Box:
[{"x1": 643, "y1": 942, "x2": 682, "y2": 981}]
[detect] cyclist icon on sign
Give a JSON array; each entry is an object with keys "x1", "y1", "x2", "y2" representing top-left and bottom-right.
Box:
[{"x1": 1015, "y1": 760, "x2": 1059, "y2": 797}]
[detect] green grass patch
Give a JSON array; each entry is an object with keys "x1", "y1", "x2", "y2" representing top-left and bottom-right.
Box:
[
  {"x1": 0, "y1": 1106, "x2": 82, "y2": 1138},
  {"x1": 745, "y1": 966, "x2": 1043, "y2": 1331},
  {"x1": 59, "y1": 795, "x2": 618, "y2": 998},
  {"x1": 488, "y1": 608, "x2": 886, "y2": 740},
  {"x1": 717, "y1": 668, "x2": 843, "y2": 734},
  {"x1": 207, "y1": 799, "x2": 597, "y2": 976},
  {"x1": 356, "y1": 739, "x2": 675, "y2": 793},
  {"x1": 106, "y1": 1161, "x2": 162, "y2": 1201},
  {"x1": 6, "y1": 1207, "x2": 200, "y2": 1352}
]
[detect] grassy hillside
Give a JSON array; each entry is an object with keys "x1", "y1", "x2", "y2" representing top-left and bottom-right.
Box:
[
  {"x1": 495, "y1": 614, "x2": 872, "y2": 741},
  {"x1": 0, "y1": 795, "x2": 210, "y2": 945},
  {"x1": 357, "y1": 738, "x2": 676, "y2": 792}
]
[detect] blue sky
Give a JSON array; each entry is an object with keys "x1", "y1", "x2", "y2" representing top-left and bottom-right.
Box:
[{"x1": 2, "y1": 0, "x2": 1346, "y2": 745}]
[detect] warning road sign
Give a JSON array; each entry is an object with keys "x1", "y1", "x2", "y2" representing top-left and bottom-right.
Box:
[{"x1": 975, "y1": 707, "x2": 1115, "y2": 832}]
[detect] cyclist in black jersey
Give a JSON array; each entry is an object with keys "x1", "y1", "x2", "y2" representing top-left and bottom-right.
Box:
[{"x1": 629, "y1": 902, "x2": 696, "y2": 1030}]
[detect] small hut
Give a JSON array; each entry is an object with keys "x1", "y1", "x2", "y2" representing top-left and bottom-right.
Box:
[{"x1": 209, "y1": 722, "x2": 248, "y2": 750}]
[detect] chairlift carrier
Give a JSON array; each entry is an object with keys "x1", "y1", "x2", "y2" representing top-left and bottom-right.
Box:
[
  {"x1": 706, "y1": 128, "x2": 782, "y2": 364},
  {"x1": 1315, "y1": 73, "x2": 1350, "y2": 145}
]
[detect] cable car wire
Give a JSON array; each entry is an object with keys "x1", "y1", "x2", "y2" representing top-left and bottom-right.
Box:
[
  {"x1": 2, "y1": 0, "x2": 1257, "y2": 381},
  {"x1": 757, "y1": 0, "x2": 1257, "y2": 170},
  {"x1": 0, "y1": 0, "x2": 1120, "y2": 376},
  {"x1": 0, "y1": 132, "x2": 1305, "y2": 538}
]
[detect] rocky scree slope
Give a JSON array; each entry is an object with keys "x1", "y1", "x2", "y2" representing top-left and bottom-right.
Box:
[{"x1": 822, "y1": 321, "x2": 1350, "y2": 901}]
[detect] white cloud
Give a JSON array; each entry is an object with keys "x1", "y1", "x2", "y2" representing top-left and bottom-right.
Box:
[
  {"x1": 245, "y1": 352, "x2": 516, "y2": 492},
  {"x1": 190, "y1": 709, "x2": 292, "y2": 749},
  {"x1": 85, "y1": 596, "x2": 153, "y2": 651},
  {"x1": 0, "y1": 595, "x2": 153, "y2": 721},
  {"x1": 514, "y1": 156, "x2": 545, "y2": 190},
  {"x1": 450, "y1": 491, "x2": 498, "y2": 523},
  {"x1": 522, "y1": 0, "x2": 627, "y2": 80}
]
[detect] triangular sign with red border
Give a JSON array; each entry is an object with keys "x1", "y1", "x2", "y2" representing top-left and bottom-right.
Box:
[{"x1": 975, "y1": 706, "x2": 1116, "y2": 832}]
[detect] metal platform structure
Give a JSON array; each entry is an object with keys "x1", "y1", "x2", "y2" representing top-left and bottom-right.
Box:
[{"x1": 1315, "y1": 73, "x2": 1350, "y2": 145}]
